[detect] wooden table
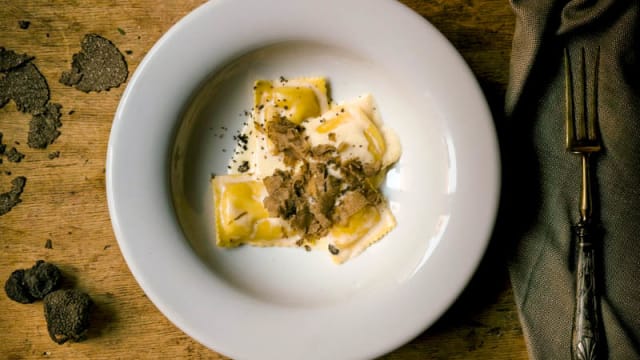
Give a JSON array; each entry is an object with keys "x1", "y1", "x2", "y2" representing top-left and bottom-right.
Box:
[{"x1": 0, "y1": 1, "x2": 527, "y2": 359}]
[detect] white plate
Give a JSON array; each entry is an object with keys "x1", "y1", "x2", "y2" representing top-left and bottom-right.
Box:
[{"x1": 106, "y1": 0, "x2": 500, "y2": 359}]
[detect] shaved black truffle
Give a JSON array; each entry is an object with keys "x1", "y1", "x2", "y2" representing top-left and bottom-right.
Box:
[
  {"x1": 0, "y1": 47, "x2": 34, "y2": 72},
  {"x1": 0, "y1": 176, "x2": 27, "y2": 216},
  {"x1": 4, "y1": 269, "x2": 34, "y2": 304},
  {"x1": 0, "y1": 62, "x2": 49, "y2": 113},
  {"x1": 6, "y1": 147, "x2": 25, "y2": 162},
  {"x1": 60, "y1": 33, "x2": 128, "y2": 92},
  {"x1": 44, "y1": 289, "x2": 93, "y2": 344},
  {"x1": 27, "y1": 102, "x2": 63, "y2": 149},
  {"x1": 0, "y1": 131, "x2": 6, "y2": 155},
  {"x1": 24, "y1": 260, "x2": 61, "y2": 299}
]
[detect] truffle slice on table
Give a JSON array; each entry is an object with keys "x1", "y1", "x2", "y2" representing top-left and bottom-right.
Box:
[
  {"x1": 60, "y1": 33, "x2": 128, "y2": 92},
  {"x1": 0, "y1": 62, "x2": 50, "y2": 113},
  {"x1": 0, "y1": 131, "x2": 6, "y2": 155},
  {"x1": 27, "y1": 102, "x2": 63, "y2": 149},
  {"x1": 0, "y1": 176, "x2": 27, "y2": 216},
  {"x1": 6, "y1": 147, "x2": 25, "y2": 162},
  {"x1": 0, "y1": 47, "x2": 34, "y2": 72},
  {"x1": 44, "y1": 289, "x2": 93, "y2": 344}
]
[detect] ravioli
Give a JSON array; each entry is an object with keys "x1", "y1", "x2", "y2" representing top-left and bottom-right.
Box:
[
  {"x1": 303, "y1": 94, "x2": 401, "y2": 186},
  {"x1": 229, "y1": 77, "x2": 330, "y2": 178},
  {"x1": 212, "y1": 175, "x2": 299, "y2": 247},
  {"x1": 213, "y1": 77, "x2": 401, "y2": 263}
]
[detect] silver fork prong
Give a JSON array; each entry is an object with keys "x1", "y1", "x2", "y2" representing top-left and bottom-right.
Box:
[
  {"x1": 565, "y1": 47, "x2": 601, "y2": 152},
  {"x1": 588, "y1": 47, "x2": 600, "y2": 142},
  {"x1": 577, "y1": 48, "x2": 587, "y2": 141},
  {"x1": 565, "y1": 48, "x2": 575, "y2": 149}
]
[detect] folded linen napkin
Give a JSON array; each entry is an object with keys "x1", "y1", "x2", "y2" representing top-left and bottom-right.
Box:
[{"x1": 502, "y1": 1, "x2": 640, "y2": 359}]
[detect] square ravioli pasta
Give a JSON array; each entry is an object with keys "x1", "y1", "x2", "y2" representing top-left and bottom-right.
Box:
[{"x1": 212, "y1": 77, "x2": 401, "y2": 264}]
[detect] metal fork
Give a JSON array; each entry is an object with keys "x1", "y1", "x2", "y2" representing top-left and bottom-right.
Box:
[{"x1": 565, "y1": 47, "x2": 602, "y2": 360}]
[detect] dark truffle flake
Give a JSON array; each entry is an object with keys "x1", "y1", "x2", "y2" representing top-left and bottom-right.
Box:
[
  {"x1": 238, "y1": 161, "x2": 250, "y2": 173},
  {"x1": 0, "y1": 62, "x2": 50, "y2": 113},
  {"x1": 0, "y1": 131, "x2": 6, "y2": 155},
  {"x1": 328, "y1": 244, "x2": 340, "y2": 255},
  {"x1": 60, "y1": 33, "x2": 128, "y2": 92},
  {"x1": 28, "y1": 102, "x2": 63, "y2": 149},
  {"x1": 18, "y1": 20, "x2": 31, "y2": 30},
  {"x1": 0, "y1": 176, "x2": 27, "y2": 216},
  {"x1": 6, "y1": 147, "x2": 25, "y2": 162},
  {"x1": 44, "y1": 289, "x2": 93, "y2": 344},
  {"x1": 0, "y1": 47, "x2": 34, "y2": 72}
]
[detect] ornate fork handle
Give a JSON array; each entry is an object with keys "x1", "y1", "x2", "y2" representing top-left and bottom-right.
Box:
[{"x1": 572, "y1": 218, "x2": 600, "y2": 360}]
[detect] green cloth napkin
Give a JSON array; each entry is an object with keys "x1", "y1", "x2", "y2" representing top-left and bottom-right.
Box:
[{"x1": 502, "y1": 0, "x2": 640, "y2": 358}]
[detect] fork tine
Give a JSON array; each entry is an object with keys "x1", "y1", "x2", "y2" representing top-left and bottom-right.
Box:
[
  {"x1": 565, "y1": 47, "x2": 575, "y2": 149},
  {"x1": 588, "y1": 47, "x2": 600, "y2": 142},
  {"x1": 577, "y1": 48, "x2": 587, "y2": 141}
]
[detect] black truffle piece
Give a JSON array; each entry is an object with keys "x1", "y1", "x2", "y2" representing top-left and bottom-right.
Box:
[
  {"x1": 18, "y1": 20, "x2": 31, "y2": 30},
  {"x1": 0, "y1": 131, "x2": 6, "y2": 155},
  {"x1": 24, "y1": 260, "x2": 61, "y2": 299},
  {"x1": 0, "y1": 62, "x2": 50, "y2": 113},
  {"x1": 4, "y1": 269, "x2": 34, "y2": 304},
  {"x1": 0, "y1": 47, "x2": 34, "y2": 72},
  {"x1": 60, "y1": 33, "x2": 128, "y2": 92},
  {"x1": 27, "y1": 102, "x2": 63, "y2": 149},
  {"x1": 44, "y1": 289, "x2": 93, "y2": 344},
  {"x1": 0, "y1": 176, "x2": 27, "y2": 216},
  {"x1": 3, "y1": 260, "x2": 61, "y2": 303},
  {"x1": 6, "y1": 147, "x2": 25, "y2": 162}
]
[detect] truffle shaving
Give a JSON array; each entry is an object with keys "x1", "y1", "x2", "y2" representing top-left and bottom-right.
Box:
[
  {"x1": 266, "y1": 117, "x2": 309, "y2": 165},
  {"x1": 0, "y1": 62, "x2": 50, "y2": 113},
  {"x1": 28, "y1": 102, "x2": 63, "y2": 149},
  {"x1": 0, "y1": 47, "x2": 34, "y2": 72},
  {"x1": 60, "y1": 33, "x2": 128, "y2": 92},
  {"x1": 262, "y1": 141, "x2": 382, "y2": 240},
  {"x1": 0, "y1": 176, "x2": 27, "y2": 216}
]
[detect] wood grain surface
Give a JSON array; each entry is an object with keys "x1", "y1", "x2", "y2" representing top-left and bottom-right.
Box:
[{"x1": 0, "y1": 1, "x2": 526, "y2": 359}]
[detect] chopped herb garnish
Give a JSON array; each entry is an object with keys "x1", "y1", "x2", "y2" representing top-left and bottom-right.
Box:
[{"x1": 233, "y1": 212, "x2": 248, "y2": 221}]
